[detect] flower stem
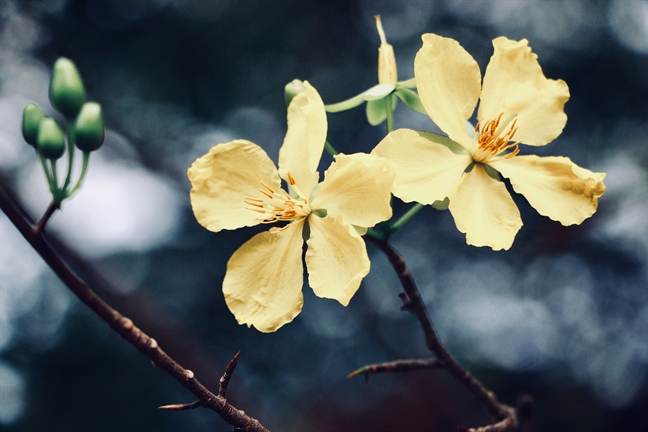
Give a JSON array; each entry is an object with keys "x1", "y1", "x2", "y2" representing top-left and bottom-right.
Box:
[
  {"x1": 324, "y1": 140, "x2": 339, "y2": 156},
  {"x1": 390, "y1": 203, "x2": 424, "y2": 232},
  {"x1": 62, "y1": 118, "x2": 76, "y2": 192},
  {"x1": 68, "y1": 152, "x2": 90, "y2": 196},
  {"x1": 385, "y1": 94, "x2": 395, "y2": 133}
]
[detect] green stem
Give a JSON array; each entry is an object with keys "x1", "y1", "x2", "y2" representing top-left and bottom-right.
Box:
[
  {"x1": 385, "y1": 94, "x2": 395, "y2": 134},
  {"x1": 62, "y1": 118, "x2": 76, "y2": 192},
  {"x1": 38, "y1": 152, "x2": 56, "y2": 194},
  {"x1": 365, "y1": 227, "x2": 386, "y2": 241},
  {"x1": 68, "y1": 152, "x2": 90, "y2": 196},
  {"x1": 324, "y1": 140, "x2": 339, "y2": 156},
  {"x1": 390, "y1": 203, "x2": 424, "y2": 232}
]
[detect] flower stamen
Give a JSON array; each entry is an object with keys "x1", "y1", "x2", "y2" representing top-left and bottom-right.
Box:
[
  {"x1": 245, "y1": 175, "x2": 311, "y2": 225},
  {"x1": 473, "y1": 112, "x2": 519, "y2": 163}
]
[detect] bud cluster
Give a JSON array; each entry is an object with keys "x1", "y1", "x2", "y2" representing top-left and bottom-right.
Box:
[{"x1": 21, "y1": 57, "x2": 105, "y2": 203}]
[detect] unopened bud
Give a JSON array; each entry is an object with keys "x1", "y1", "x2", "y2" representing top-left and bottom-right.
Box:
[
  {"x1": 284, "y1": 79, "x2": 307, "y2": 106},
  {"x1": 22, "y1": 103, "x2": 45, "y2": 146},
  {"x1": 375, "y1": 16, "x2": 397, "y2": 84},
  {"x1": 37, "y1": 118, "x2": 66, "y2": 160},
  {"x1": 49, "y1": 58, "x2": 86, "y2": 118},
  {"x1": 74, "y1": 102, "x2": 105, "y2": 152}
]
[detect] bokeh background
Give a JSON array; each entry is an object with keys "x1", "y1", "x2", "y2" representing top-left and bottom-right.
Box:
[{"x1": 1, "y1": 0, "x2": 647, "y2": 431}]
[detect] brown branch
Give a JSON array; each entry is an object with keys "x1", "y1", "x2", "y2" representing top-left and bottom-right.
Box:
[
  {"x1": 0, "y1": 178, "x2": 269, "y2": 432},
  {"x1": 366, "y1": 235, "x2": 517, "y2": 427},
  {"x1": 347, "y1": 358, "x2": 443, "y2": 378},
  {"x1": 33, "y1": 200, "x2": 60, "y2": 235}
]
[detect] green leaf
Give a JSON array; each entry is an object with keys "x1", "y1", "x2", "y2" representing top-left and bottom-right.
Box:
[{"x1": 394, "y1": 87, "x2": 427, "y2": 115}]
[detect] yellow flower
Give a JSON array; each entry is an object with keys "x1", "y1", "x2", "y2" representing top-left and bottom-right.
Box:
[
  {"x1": 188, "y1": 82, "x2": 394, "y2": 332},
  {"x1": 373, "y1": 34, "x2": 606, "y2": 251}
]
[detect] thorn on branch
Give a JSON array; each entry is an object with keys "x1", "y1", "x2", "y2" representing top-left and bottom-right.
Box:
[
  {"x1": 219, "y1": 351, "x2": 241, "y2": 398},
  {"x1": 398, "y1": 292, "x2": 412, "y2": 311},
  {"x1": 158, "y1": 400, "x2": 203, "y2": 411}
]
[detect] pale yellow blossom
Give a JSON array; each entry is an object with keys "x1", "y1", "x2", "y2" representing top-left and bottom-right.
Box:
[
  {"x1": 373, "y1": 34, "x2": 606, "y2": 250},
  {"x1": 188, "y1": 82, "x2": 394, "y2": 331}
]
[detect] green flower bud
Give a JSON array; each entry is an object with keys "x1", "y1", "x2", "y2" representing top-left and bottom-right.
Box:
[
  {"x1": 284, "y1": 79, "x2": 306, "y2": 106},
  {"x1": 49, "y1": 57, "x2": 86, "y2": 118},
  {"x1": 74, "y1": 102, "x2": 105, "y2": 152},
  {"x1": 37, "y1": 118, "x2": 66, "y2": 160},
  {"x1": 22, "y1": 103, "x2": 45, "y2": 146}
]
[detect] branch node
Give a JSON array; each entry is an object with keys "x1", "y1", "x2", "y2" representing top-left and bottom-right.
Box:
[
  {"x1": 185, "y1": 369, "x2": 195, "y2": 380},
  {"x1": 148, "y1": 338, "x2": 158, "y2": 349}
]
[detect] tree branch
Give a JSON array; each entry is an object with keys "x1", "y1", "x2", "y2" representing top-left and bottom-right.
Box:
[
  {"x1": 347, "y1": 358, "x2": 443, "y2": 378},
  {"x1": 366, "y1": 236, "x2": 518, "y2": 427},
  {"x1": 0, "y1": 178, "x2": 269, "y2": 432}
]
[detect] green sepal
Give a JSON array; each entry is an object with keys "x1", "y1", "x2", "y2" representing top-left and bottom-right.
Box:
[
  {"x1": 284, "y1": 79, "x2": 306, "y2": 106},
  {"x1": 394, "y1": 87, "x2": 427, "y2": 115},
  {"x1": 397, "y1": 77, "x2": 416, "y2": 89},
  {"x1": 366, "y1": 94, "x2": 397, "y2": 126},
  {"x1": 464, "y1": 162, "x2": 475, "y2": 174},
  {"x1": 484, "y1": 164, "x2": 501, "y2": 181},
  {"x1": 312, "y1": 208, "x2": 327, "y2": 218},
  {"x1": 22, "y1": 103, "x2": 45, "y2": 146},
  {"x1": 37, "y1": 118, "x2": 66, "y2": 160},
  {"x1": 432, "y1": 197, "x2": 450, "y2": 210},
  {"x1": 74, "y1": 102, "x2": 105, "y2": 152},
  {"x1": 302, "y1": 219, "x2": 311, "y2": 242},
  {"x1": 49, "y1": 57, "x2": 86, "y2": 118},
  {"x1": 416, "y1": 131, "x2": 468, "y2": 155}
]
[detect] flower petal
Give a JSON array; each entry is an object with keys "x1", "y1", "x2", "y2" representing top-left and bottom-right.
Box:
[
  {"x1": 305, "y1": 215, "x2": 370, "y2": 306},
  {"x1": 188, "y1": 140, "x2": 281, "y2": 232},
  {"x1": 278, "y1": 81, "x2": 327, "y2": 196},
  {"x1": 478, "y1": 37, "x2": 570, "y2": 147},
  {"x1": 311, "y1": 153, "x2": 394, "y2": 228},
  {"x1": 415, "y1": 33, "x2": 480, "y2": 148},
  {"x1": 490, "y1": 155, "x2": 606, "y2": 225},
  {"x1": 223, "y1": 221, "x2": 305, "y2": 332},
  {"x1": 449, "y1": 164, "x2": 522, "y2": 250},
  {"x1": 371, "y1": 128, "x2": 472, "y2": 205}
]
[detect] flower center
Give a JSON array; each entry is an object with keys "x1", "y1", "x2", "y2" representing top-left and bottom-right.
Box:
[
  {"x1": 472, "y1": 112, "x2": 520, "y2": 163},
  {"x1": 244, "y1": 173, "x2": 311, "y2": 225}
]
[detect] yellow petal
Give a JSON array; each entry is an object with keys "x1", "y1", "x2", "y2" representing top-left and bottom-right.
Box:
[
  {"x1": 371, "y1": 128, "x2": 472, "y2": 205},
  {"x1": 415, "y1": 33, "x2": 480, "y2": 148},
  {"x1": 478, "y1": 37, "x2": 570, "y2": 147},
  {"x1": 305, "y1": 215, "x2": 370, "y2": 306},
  {"x1": 311, "y1": 153, "x2": 394, "y2": 228},
  {"x1": 278, "y1": 81, "x2": 327, "y2": 196},
  {"x1": 188, "y1": 140, "x2": 282, "y2": 232},
  {"x1": 223, "y1": 221, "x2": 305, "y2": 333},
  {"x1": 490, "y1": 155, "x2": 606, "y2": 225},
  {"x1": 449, "y1": 164, "x2": 522, "y2": 250}
]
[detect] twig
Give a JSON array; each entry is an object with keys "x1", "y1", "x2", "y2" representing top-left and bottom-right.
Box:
[
  {"x1": 0, "y1": 179, "x2": 269, "y2": 432},
  {"x1": 33, "y1": 200, "x2": 60, "y2": 235},
  {"x1": 347, "y1": 358, "x2": 443, "y2": 378},
  {"x1": 366, "y1": 235, "x2": 516, "y2": 426},
  {"x1": 220, "y1": 351, "x2": 241, "y2": 398}
]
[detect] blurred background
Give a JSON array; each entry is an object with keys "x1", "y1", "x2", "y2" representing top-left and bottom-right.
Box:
[{"x1": 1, "y1": 0, "x2": 647, "y2": 431}]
